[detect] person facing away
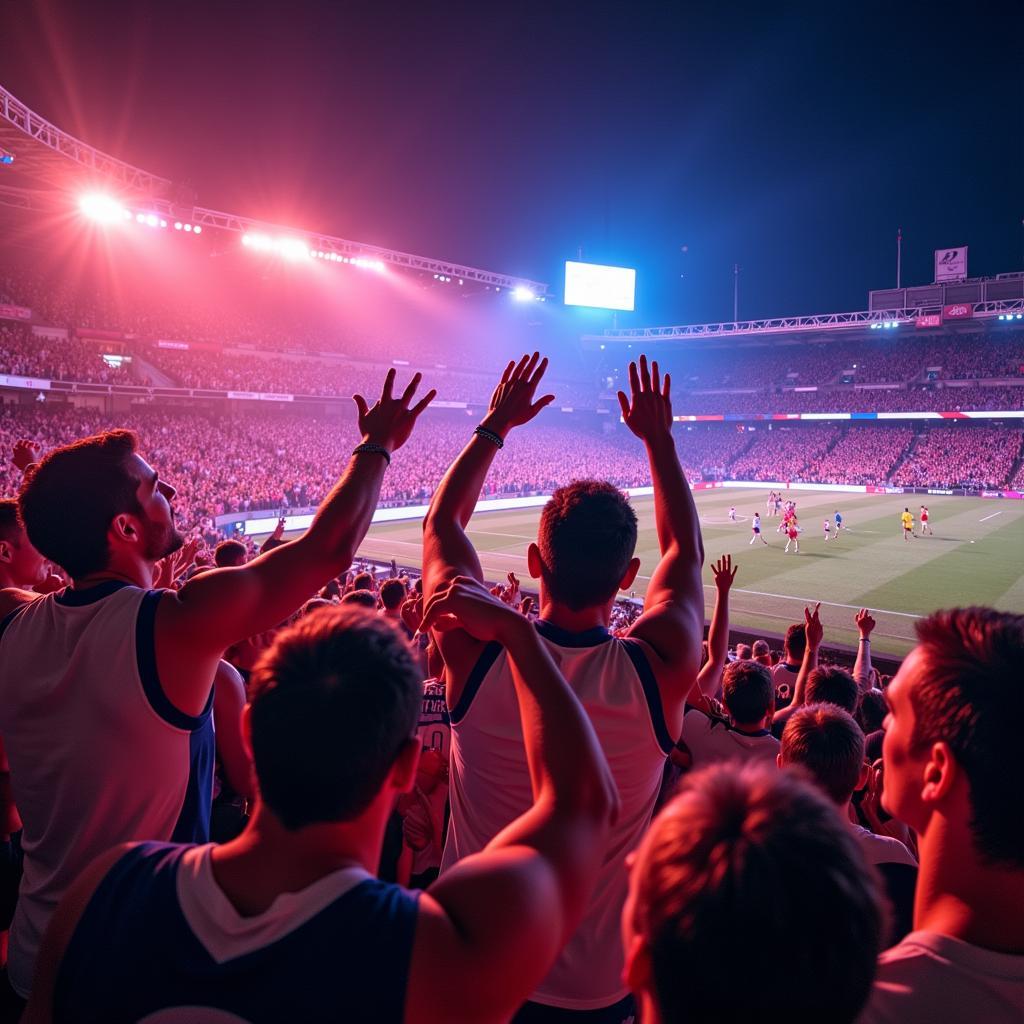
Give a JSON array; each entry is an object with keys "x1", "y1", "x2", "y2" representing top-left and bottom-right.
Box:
[
  {"x1": 779, "y1": 703, "x2": 917, "y2": 943},
  {"x1": 0, "y1": 368, "x2": 434, "y2": 1000},
  {"x1": 678, "y1": 660, "x2": 779, "y2": 769},
  {"x1": 422, "y1": 353, "x2": 705, "y2": 1020},
  {"x1": 860, "y1": 607, "x2": 1024, "y2": 1023},
  {"x1": 25, "y1": 590, "x2": 617, "y2": 1024},
  {"x1": 621, "y1": 763, "x2": 883, "y2": 1024}
]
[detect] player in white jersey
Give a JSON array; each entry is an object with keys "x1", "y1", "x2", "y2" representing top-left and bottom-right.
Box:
[
  {"x1": 729, "y1": 505, "x2": 737, "y2": 521},
  {"x1": 423, "y1": 353, "x2": 704, "y2": 1021},
  {"x1": 0, "y1": 369, "x2": 435, "y2": 1001},
  {"x1": 749, "y1": 512, "x2": 768, "y2": 544},
  {"x1": 823, "y1": 519, "x2": 832, "y2": 541}
]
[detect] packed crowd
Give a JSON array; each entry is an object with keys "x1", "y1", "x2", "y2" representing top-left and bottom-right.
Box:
[
  {"x1": 1, "y1": 406, "x2": 1021, "y2": 551},
  {"x1": 0, "y1": 326, "x2": 133, "y2": 386},
  {"x1": 890, "y1": 426, "x2": 1024, "y2": 491},
  {"x1": 0, "y1": 352, "x2": 1018, "y2": 1024}
]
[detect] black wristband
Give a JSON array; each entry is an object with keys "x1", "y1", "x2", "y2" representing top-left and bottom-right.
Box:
[
  {"x1": 474, "y1": 425, "x2": 505, "y2": 449},
  {"x1": 352, "y1": 442, "x2": 391, "y2": 466}
]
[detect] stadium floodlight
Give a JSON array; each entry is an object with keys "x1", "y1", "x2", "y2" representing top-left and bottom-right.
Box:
[
  {"x1": 0, "y1": 148, "x2": 13, "y2": 165},
  {"x1": 513, "y1": 285, "x2": 536, "y2": 302},
  {"x1": 79, "y1": 193, "x2": 128, "y2": 224},
  {"x1": 193, "y1": 225, "x2": 201, "y2": 234}
]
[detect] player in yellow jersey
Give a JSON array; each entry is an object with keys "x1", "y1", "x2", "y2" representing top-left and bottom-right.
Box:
[{"x1": 901, "y1": 507, "x2": 915, "y2": 541}]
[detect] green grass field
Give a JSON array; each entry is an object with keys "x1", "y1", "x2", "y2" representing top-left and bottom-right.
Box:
[{"x1": 348, "y1": 488, "x2": 1024, "y2": 659}]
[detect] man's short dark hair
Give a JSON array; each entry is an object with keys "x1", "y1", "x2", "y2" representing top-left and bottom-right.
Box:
[
  {"x1": 781, "y1": 704, "x2": 865, "y2": 805},
  {"x1": 341, "y1": 590, "x2": 378, "y2": 609},
  {"x1": 722, "y1": 660, "x2": 773, "y2": 725},
  {"x1": 214, "y1": 539, "x2": 248, "y2": 568},
  {"x1": 352, "y1": 571, "x2": 374, "y2": 593},
  {"x1": 538, "y1": 480, "x2": 637, "y2": 612},
  {"x1": 784, "y1": 623, "x2": 807, "y2": 660},
  {"x1": 0, "y1": 500, "x2": 21, "y2": 543},
  {"x1": 856, "y1": 689, "x2": 888, "y2": 735},
  {"x1": 635, "y1": 764, "x2": 882, "y2": 1024},
  {"x1": 379, "y1": 578, "x2": 406, "y2": 611},
  {"x1": 18, "y1": 430, "x2": 141, "y2": 579},
  {"x1": 805, "y1": 666, "x2": 859, "y2": 714},
  {"x1": 913, "y1": 608, "x2": 1024, "y2": 867},
  {"x1": 249, "y1": 607, "x2": 422, "y2": 830}
]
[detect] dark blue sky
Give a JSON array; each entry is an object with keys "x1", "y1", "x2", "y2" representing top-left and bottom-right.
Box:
[{"x1": 2, "y1": 0, "x2": 1021, "y2": 325}]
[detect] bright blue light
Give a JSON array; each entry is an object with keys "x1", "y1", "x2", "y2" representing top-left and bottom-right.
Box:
[{"x1": 0, "y1": 154, "x2": 13, "y2": 165}]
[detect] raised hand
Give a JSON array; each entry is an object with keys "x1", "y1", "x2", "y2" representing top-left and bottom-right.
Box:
[
  {"x1": 419, "y1": 575, "x2": 523, "y2": 644},
  {"x1": 804, "y1": 601, "x2": 823, "y2": 650},
  {"x1": 12, "y1": 439, "x2": 40, "y2": 474},
  {"x1": 353, "y1": 369, "x2": 437, "y2": 453},
  {"x1": 855, "y1": 607, "x2": 876, "y2": 639},
  {"x1": 617, "y1": 354, "x2": 672, "y2": 443},
  {"x1": 711, "y1": 554, "x2": 737, "y2": 592},
  {"x1": 481, "y1": 352, "x2": 555, "y2": 437}
]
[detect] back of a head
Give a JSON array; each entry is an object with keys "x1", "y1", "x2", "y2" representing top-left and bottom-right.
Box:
[
  {"x1": 722, "y1": 660, "x2": 773, "y2": 725},
  {"x1": 352, "y1": 571, "x2": 374, "y2": 593},
  {"x1": 735, "y1": 643, "x2": 752, "y2": 661},
  {"x1": 805, "y1": 666, "x2": 859, "y2": 714},
  {"x1": 17, "y1": 430, "x2": 140, "y2": 579},
  {"x1": 538, "y1": 480, "x2": 638, "y2": 612},
  {"x1": 379, "y1": 578, "x2": 406, "y2": 611},
  {"x1": 780, "y1": 704, "x2": 865, "y2": 805},
  {"x1": 751, "y1": 639, "x2": 770, "y2": 661},
  {"x1": 856, "y1": 688, "x2": 888, "y2": 735},
  {"x1": 341, "y1": 589, "x2": 378, "y2": 609},
  {"x1": 248, "y1": 606, "x2": 422, "y2": 830},
  {"x1": 784, "y1": 623, "x2": 807, "y2": 660},
  {"x1": 912, "y1": 607, "x2": 1024, "y2": 867},
  {"x1": 633, "y1": 764, "x2": 882, "y2": 1024},
  {"x1": 0, "y1": 499, "x2": 22, "y2": 545},
  {"x1": 214, "y1": 539, "x2": 248, "y2": 568}
]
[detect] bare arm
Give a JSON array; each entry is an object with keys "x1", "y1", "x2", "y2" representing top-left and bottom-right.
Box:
[
  {"x1": 155, "y1": 371, "x2": 434, "y2": 715},
  {"x1": 212, "y1": 660, "x2": 253, "y2": 802},
  {"x1": 421, "y1": 354, "x2": 554, "y2": 699},
  {"x1": 622, "y1": 357, "x2": 705, "y2": 696},
  {"x1": 790, "y1": 602, "x2": 822, "y2": 708},
  {"x1": 406, "y1": 579, "x2": 617, "y2": 1024},
  {"x1": 853, "y1": 608, "x2": 875, "y2": 692},
  {"x1": 689, "y1": 554, "x2": 737, "y2": 705}
]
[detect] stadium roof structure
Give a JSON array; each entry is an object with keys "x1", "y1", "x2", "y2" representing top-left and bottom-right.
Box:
[{"x1": 0, "y1": 82, "x2": 548, "y2": 295}]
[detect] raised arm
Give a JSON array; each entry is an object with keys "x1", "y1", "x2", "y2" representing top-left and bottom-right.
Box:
[
  {"x1": 421, "y1": 354, "x2": 553, "y2": 693},
  {"x1": 155, "y1": 370, "x2": 435, "y2": 715},
  {"x1": 790, "y1": 602, "x2": 822, "y2": 708},
  {"x1": 407, "y1": 579, "x2": 617, "y2": 1024},
  {"x1": 621, "y1": 356, "x2": 705, "y2": 693},
  {"x1": 689, "y1": 554, "x2": 737, "y2": 705},
  {"x1": 853, "y1": 608, "x2": 875, "y2": 691}
]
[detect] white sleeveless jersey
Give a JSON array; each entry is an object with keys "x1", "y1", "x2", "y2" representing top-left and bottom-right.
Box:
[
  {"x1": 442, "y1": 619, "x2": 675, "y2": 1011},
  {"x1": 0, "y1": 580, "x2": 214, "y2": 997}
]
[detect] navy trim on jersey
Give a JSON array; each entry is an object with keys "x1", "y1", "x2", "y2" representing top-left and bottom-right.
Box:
[
  {"x1": 171, "y1": 719, "x2": 215, "y2": 844},
  {"x1": 449, "y1": 641, "x2": 503, "y2": 725},
  {"x1": 535, "y1": 620, "x2": 612, "y2": 648},
  {"x1": 777, "y1": 662, "x2": 800, "y2": 674},
  {"x1": 54, "y1": 579, "x2": 133, "y2": 607},
  {"x1": 135, "y1": 590, "x2": 211, "y2": 731},
  {"x1": 620, "y1": 639, "x2": 674, "y2": 754}
]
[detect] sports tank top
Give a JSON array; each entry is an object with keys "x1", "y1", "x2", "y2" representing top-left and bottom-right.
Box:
[
  {"x1": 442, "y1": 619, "x2": 674, "y2": 1011},
  {"x1": 0, "y1": 581, "x2": 214, "y2": 997},
  {"x1": 54, "y1": 842, "x2": 420, "y2": 1023}
]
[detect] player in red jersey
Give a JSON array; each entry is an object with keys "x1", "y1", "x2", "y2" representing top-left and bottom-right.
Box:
[{"x1": 919, "y1": 505, "x2": 932, "y2": 536}]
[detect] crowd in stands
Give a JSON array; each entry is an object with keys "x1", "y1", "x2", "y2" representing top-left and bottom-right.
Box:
[
  {"x1": 1, "y1": 406, "x2": 1021, "y2": 551},
  {"x1": 802, "y1": 425, "x2": 915, "y2": 486},
  {"x1": 890, "y1": 426, "x2": 1024, "y2": 491},
  {"x1": 0, "y1": 351, "x2": 1017, "y2": 1023},
  {"x1": 0, "y1": 325, "x2": 133, "y2": 386}
]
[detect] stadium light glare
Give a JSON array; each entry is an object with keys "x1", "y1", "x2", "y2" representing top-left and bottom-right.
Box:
[
  {"x1": 174, "y1": 222, "x2": 182, "y2": 230},
  {"x1": 513, "y1": 285, "x2": 535, "y2": 302},
  {"x1": 193, "y1": 225, "x2": 201, "y2": 234},
  {"x1": 79, "y1": 194, "x2": 128, "y2": 224}
]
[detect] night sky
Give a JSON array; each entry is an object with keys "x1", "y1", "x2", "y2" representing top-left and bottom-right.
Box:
[{"x1": 2, "y1": 0, "x2": 1021, "y2": 326}]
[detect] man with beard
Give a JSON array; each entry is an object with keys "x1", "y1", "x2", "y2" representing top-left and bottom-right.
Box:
[{"x1": 0, "y1": 368, "x2": 433, "y2": 1002}]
